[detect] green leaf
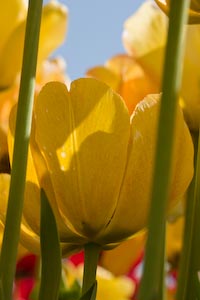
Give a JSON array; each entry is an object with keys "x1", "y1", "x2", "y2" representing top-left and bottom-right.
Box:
[
  {"x1": 79, "y1": 281, "x2": 97, "y2": 300},
  {"x1": 39, "y1": 189, "x2": 61, "y2": 300}
]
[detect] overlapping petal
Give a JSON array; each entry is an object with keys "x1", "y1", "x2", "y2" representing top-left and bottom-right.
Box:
[
  {"x1": 0, "y1": 1, "x2": 68, "y2": 88},
  {"x1": 2, "y1": 78, "x2": 193, "y2": 253},
  {"x1": 87, "y1": 54, "x2": 159, "y2": 115},
  {"x1": 7, "y1": 106, "x2": 85, "y2": 255},
  {"x1": 33, "y1": 79, "x2": 193, "y2": 247},
  {"x1": 98, "y1": 94, "x2": 193, "y2": 244},
  {"x1": 34, "y1": 79, "x2": 130, "y2": 238},
  {"x1": 123, "y1": 1, "x2": 200, "y2": 130},
  {"x1": 122, "y1": 1, "x2": 167, "y2": 84}
]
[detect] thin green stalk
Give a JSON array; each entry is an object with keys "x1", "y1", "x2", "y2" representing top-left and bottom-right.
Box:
[
  {"x1": 176, "y1": 131, "x2": 200, "y2": 300},
  {"x1": 81, "y1": 243, "x2": 101, "y2": 300},
  {"x1": 138, "y1": 0, "x2": 190, "y2": 299},
  {"x1": 0, "y1": 1, "x2": 43, "y2": 299}
]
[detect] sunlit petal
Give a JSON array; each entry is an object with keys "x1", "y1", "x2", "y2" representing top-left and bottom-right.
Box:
[
  {"x1": 0, "y1": 0, "x2": 27, "y2": 51},
  {"x1": 34, "y1": 78, "x2": 130, "y2": 238},
  {"x1": 0, "y1": 1, "x2": 68, "y2": 88}
]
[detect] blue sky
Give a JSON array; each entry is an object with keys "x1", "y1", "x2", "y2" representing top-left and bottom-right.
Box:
[{"x1": 51, "y1": 0, "x2": 143, "y2": 79}]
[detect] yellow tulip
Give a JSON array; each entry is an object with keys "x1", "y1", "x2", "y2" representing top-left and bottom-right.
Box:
[
  {"x1": 1, "y1": 78, "x2": 192, "y2": 255},
  {"x1": 155, "y1": 0, "x2": 200, "y2": 24},
  {"x1": 0, "y1": 1, "x2": 68, "y2": 171},
  {"x1": 0, "y1": 0, "x2": 68, "y2": 88},
  {"x1": 87, "y1": 54, "x2": 159, "y2": 115},
  {"x1": 123, "y1": 1, "x2": 200, "y2": 130}
]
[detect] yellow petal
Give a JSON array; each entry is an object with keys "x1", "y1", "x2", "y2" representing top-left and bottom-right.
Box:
[
  {"x1": 35, "y1": 78, "x2": 130, "y2": 239},
  {"x1": 37, "y1": 1, "x2": 68, "y2": 64},
  {"x1": 123, "y1": 2, "x2": 167, "y2": 58},
  {"x1": 0, "y1": 1, "x2": 68, "y2": 88},
  {"x1": 180, "y1": 25, "x2": 200, "y2": 130},
  {"x1": 88, "y1": 55, "x2": 159, "y2": 115},
  {"x1": 9, "y1": 105, "x2": 84, "y2": 247},
  {"x1": 100, "y1": 94, "x2": 193, "y2": 243},
  {"x1": 86, "y1": 66, "x2": 121, "y2": 92},
  {"x1": 0, "y1": 0, "x2": 27, "y2": 51},
  {"x1": 122, "y1": 2, "x2": 167, "y2": 82},
  {"x1": 100, "y1": 230, "x2": 146, "y2": 276}
]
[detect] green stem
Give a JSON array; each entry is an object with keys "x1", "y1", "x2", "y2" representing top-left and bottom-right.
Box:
[
  {"x1": 81, "y1": 243, "x2": 101, "y2": 300},
  {"x1": 0, "y1": 1, "x2": 43, "y2": 299},
  {"x1": 138, "y1": 0, "x2": 190, "y2": 299},
  {"x1": 176, "y1": 132, "x2": 200, "y2": 300}
]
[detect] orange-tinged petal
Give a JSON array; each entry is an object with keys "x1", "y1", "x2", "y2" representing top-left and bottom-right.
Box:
[
  {"x1": 99, "y1": 94, "x2": 193, "y2": 244},
  {"x1": 100, "y1": 230, "x2": 146, "y2": 276},
  {"x1": 107, "y1": 55, "x2": 159, "y2": 114},
  {"x1": 87, "y1": 55, "x2": 159, "y2": 115},
  {"x1": 0, "y1": 1, "x2": 68, "y2": 88},
  {"x1": 34, "y1": 78, "x2": 130, "y2": 239}
]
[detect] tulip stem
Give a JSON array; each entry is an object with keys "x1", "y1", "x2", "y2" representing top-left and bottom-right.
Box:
[
  {"x1": 138, "y1": 0, "x2": 190, "y2": 299},
  {"x1": 176, "y1": 132, "x2": 200, "y2": 300},
  {"x1": 0, "y1": 0, "x2": 43, "y2": 299},
  {"x1": 81, "y1": 243, "x2": 101, "y2": 300}
]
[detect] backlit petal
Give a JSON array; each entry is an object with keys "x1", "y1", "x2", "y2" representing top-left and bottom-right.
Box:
[
  {"x1": 86, "y1": 66, "x2": 120, "y2": 92},
  {"x1": 122, "y1": 2, "x2": 167, "y2": 82},
  {"x1": 0, "y1": 0, "x2": 27, "y2": 51},
  {"x1": 35, "y1": 78, "x2": 130, "y2": 239},
  {"x1": 87, "y1": 55, "x2": 159, "y2": 115},
  {"x1": 99, "y1": 94, "x2": 193, "y2": 243},
  {"x1": 0, "y1": 1, "x2": 68, "y2": 88},
  {"x1": 8, "y1": 106, "x2": 84, "y2": 246}
]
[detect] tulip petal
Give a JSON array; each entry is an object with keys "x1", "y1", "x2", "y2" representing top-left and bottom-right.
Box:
[
  {"x1": 0, "y1": 1, "x2": 68, "y2": 88},
  {"x1": 100, "y1": 230, "x2": 146, "y2": 276},
  {"x1": 37, "y1": 1, "x2": 68, "y2": 64},
  {"x1": 8, "y1": 106, "x2": 85, "y2": 247},
  {"x1": 86, "y1": 66, "x2": 121, "y2": 91},
  {"x1": 122, "y1": 2, "x2": 167, "y2": 82},
  {"x1": 99, "y1": 94, "x2": 193, "y2": 243},
  {"x1": 87, "y1": 55, "x2": 159, "y2": 115},
  {"x1": 35, "y1": 78, "x2": 130, "y2": 239},
  {"x1": 123, "y1": 2, "x2": 167, "y2": 57},
  {"x1": 0, "y1": 0, "x2": 27, "y2": 51}
]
